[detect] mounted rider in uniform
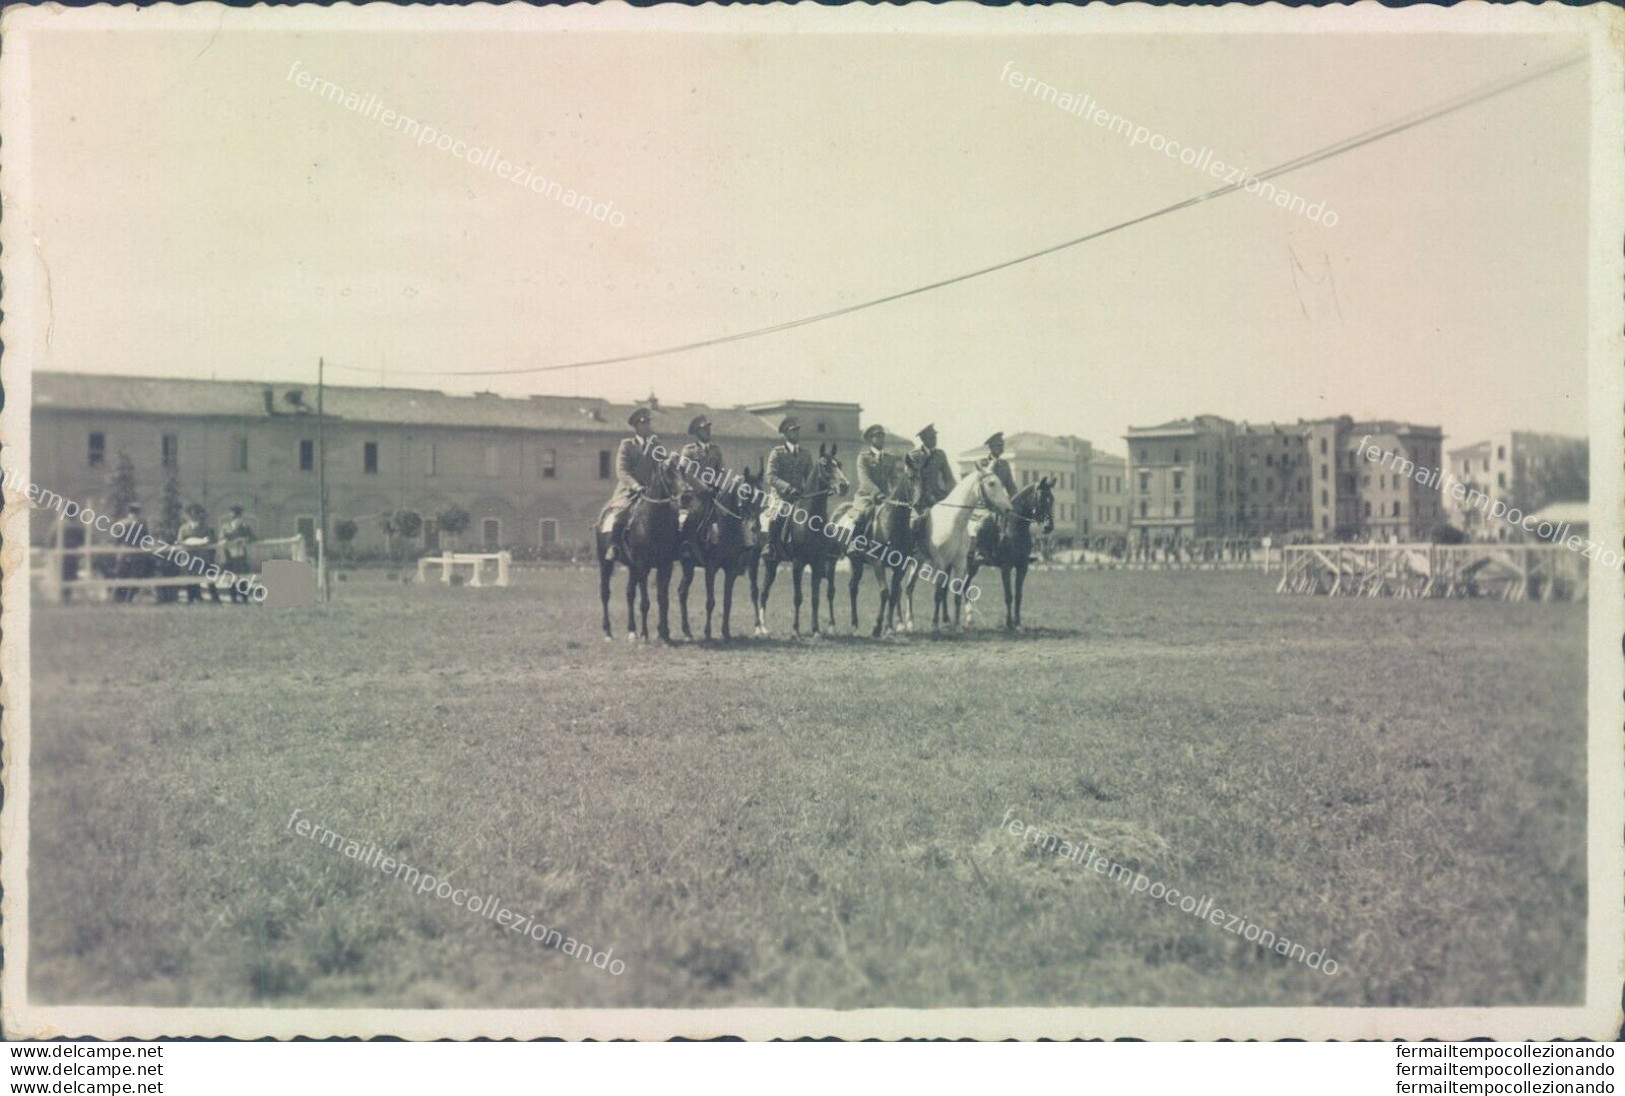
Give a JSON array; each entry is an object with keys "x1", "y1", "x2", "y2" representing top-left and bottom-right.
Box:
[
  {"x1": 762, "y1": 416, "x2": 814, "y2": 562},
  {"x1": 832, "y1": 424, "x2": 897, "y2": 545},
  {"x1": 676, "y1": 413, "x2": 724, "y2": 558},
  {"x1": 968, "y1": 431, "x2": 1019, "y2": 544},
  {"x1": 598, "y1": 406, "x2": 661, "y2": 561},
  {"x1": 905, "y1": 423, "x2": 958, "y2": 541}
]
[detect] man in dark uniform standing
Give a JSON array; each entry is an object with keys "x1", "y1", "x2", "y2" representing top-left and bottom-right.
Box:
[
  {"x1": 114, "y1": 502, "x2": 152, "y2": 603},
  {"x1": 178, "y1": 503, "x2": 220, "y2": 604},
  {"x1": 221, "y1": 504, "x2": 254, "y2": 603}
]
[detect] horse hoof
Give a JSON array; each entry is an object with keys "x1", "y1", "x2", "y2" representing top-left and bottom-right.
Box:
[{"x1": 626, "y1": 633, "x2": 638, "y2": 644}]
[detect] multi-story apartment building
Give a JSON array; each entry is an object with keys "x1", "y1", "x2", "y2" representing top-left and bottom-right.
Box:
[
  {"x1": 29, "y1": 372, "x2": 859, "y2": 554},
  {"x1": 1127, "y1": 413, "x2": 1446, "y2": 543},
  {"x1": 1445, "y1": 432, "x2": 1588, "y2": 540},
  {"x1": 954, "y1": 432, "x2": 1092, "y2": 541},
  {"x1": 1087, "y1": 453, "x2": 1128, "y2": 537},
  {"x1": 1122, "y1": 415, "x2": 1235, "y2": 541},
  {"x1": 1231, "y1": 422, "x2": 1313, "y2": 537}
]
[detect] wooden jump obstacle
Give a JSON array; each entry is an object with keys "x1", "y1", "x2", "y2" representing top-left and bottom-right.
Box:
[
  {"x1": 30, "y1": 519, "x2": 306, "y2": 603},
  {"x1": 416, "y1": 550, "x2": 512, "y2": 587},
  {"x1": 1275, "y1": 543, "x2": 1588, "y2": 602}
]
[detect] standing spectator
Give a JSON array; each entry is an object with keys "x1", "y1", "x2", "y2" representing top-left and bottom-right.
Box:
[
  {"x1": 178, "y1": 503, "x2": 219, "y2": 604},
  {"x1": 114, "y1": 502, "x2": 153, "y2": 603},
  {"x1": 221, "y1": 505, "x2": 254, "y2": 604}
]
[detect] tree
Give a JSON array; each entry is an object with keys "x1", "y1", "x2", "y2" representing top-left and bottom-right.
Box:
[
  {"x1": 156, "y1": 473, "x2": 184, "y2": 603},
  {"x1": 380, "y1": 509, "x2": 424, "y2": 563},
  {"x1": 333, "y1": 519, "x2": 358, "y2": 562},
  {"x1": 159, "y1": 473, "x2": 184, "y2": 543},
  {"x1": 1528, "y1": 443, "x2": 1588, "y2": 510},
  {"x1": 394, "y1": 510, "x2": 422, "y2": 560},
  {"x1": 436, "y1": 505, "x2": 471, "y2": 552},
  {"x1": 105, "y1": 452, "x2": 138, "y2": 520}
]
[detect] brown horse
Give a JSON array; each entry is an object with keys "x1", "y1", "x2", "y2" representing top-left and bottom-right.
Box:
[
  {"x1": 757, "y1": 444, "x2": 848, "y2": 637},
  {"x1": 597, "y1": 455, "x2": 683, "y2": 642},
  {"x1": 678, "y1": 467, "x2": 765, "y2": 642},
  {"x1": 965, "y1": 477, "x2": 1054, "y2": 631}
]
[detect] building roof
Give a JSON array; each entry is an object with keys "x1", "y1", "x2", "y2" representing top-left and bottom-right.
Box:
[
  {"x1": 33, "y1": 371, "x2": 784, "y2": 440},
  {"x1": 954, "y1": 431, "x2": 1090, "y2": 462},
  {"x1": 1448, "y1": 439, "x2": 1492, "y2": 459},
  {"x1": 1089, "y1": 452, "x2": 1126, "y2": 468},
  {"x1": 1527, "y1": 500, "x2": 1589, "y2": 527},
  {"x1": 1125, "y1": 415, "x2": 1235, "y2": 437}
]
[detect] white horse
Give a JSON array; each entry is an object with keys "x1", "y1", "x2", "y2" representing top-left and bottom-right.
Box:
[{"x1": 905, "y1": 467, "x2": 1014, "y2": 631}]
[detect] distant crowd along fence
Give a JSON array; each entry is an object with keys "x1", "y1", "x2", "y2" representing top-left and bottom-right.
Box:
[
  {"x1": 416, "y1": 550, "x2": 512, "y2": 587},
  {"x1": 31, "y1": 513, "x2": 306, "y2": 603},
  {"x1": 1276, "y1": 542, "x2": 1587, "y2": 602}
]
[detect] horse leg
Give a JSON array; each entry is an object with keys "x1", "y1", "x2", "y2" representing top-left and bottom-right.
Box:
[
  {"x1": 600, "y1": 557, "x2": 615, "y2": 640},
  {"x1": 638, "y1": 570, "x2": 652, "y2": 640},
  {"x1": 625, "y1": 565, "x2": 639, "y2": 640},
  {"x1": 849, "y1": 558, "x2": 864, "y2": 634},
  {"x1": 720, "y1": 566, "x2": 735, "y2": 642},
  {"x1": 758, "y1": 559, "x2": 777, "y2": 637},
  {"x1": 1002, "y1": 565, "x2": 1014, "y2": 631},
  {"x1": 678, "y1": 560, "x2": 695, "y2": 639},
  {"x1": 791, "y1": 562, "x2": 804, "y2": 637},
  {"x1": 873, "y1": 566, "x2": 890, "y2": 638},
  {"x1": 655, "y1": 561, "x2": 673, "y2": 643},
  {"x1": 704, "y1": 566, "x2": 717, "y2": 641},
  {"x1": 1014, "y1": 563, "x2": 1028, "y2": 629}
]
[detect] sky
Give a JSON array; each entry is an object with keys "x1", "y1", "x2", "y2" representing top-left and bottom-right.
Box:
[{"x1": 21, "y1": 21, "x2": 1592, "y2": 458}]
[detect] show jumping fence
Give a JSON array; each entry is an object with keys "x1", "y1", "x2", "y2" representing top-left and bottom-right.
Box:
[
  {"x1": 1275, "y1": 543, "x2": 1587, "y2": 602},
  {"x1": 30, "y1": 514, "x2": 306, "y2": 603},
  {"x1": 416, "y1": 550, "x2": 512, "y2": 587}
]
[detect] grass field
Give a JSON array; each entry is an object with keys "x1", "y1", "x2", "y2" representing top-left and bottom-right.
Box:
[{"x1": 27, "y1": 567, "x2": 1587, "y2": 1009}]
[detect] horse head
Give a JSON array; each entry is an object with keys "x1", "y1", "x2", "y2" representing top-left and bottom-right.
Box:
[
  {"x1": 812, "y1": 443, "x2": 848, "y2": 499},
  {"x1": 734, "y1": 467, "x2": 767, "y2": 521},
  {"x1": 974, "y1": 467, "x2": 1015, "y2": 514},
  {"x1": 1034, "y1": 475, "x2": 1057, "y2": 534}
]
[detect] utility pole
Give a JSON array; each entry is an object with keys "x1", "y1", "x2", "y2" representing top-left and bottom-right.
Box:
[{"x1": 317, "y1": 356, "x2": 329, "y2": 602}]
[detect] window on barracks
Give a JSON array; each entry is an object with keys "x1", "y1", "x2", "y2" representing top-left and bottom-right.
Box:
[
  {"x1": 364, "y1": 441, "x2": 379, "y2": 474},
  {"x1": 299, "y1": 439, "x2": 314, "y2": 471},
  {"x1": 540, "y1": 448, "x2": 557, "y2": 479},
  {"x1": 234, "y1": 435, "x2": 249, "y2": 472},
  {"x1": 484, "y1": 445, "x2": 500, "y2": 477},
  {"x1": 1139, "y1": 472, "x2": 1150, "y2": 493},
  {"x1": 161, "y1": 433, "x2": 179, "y2": 469},
  {"x1": 88, "y1": 432, "x2": 105, "y2": 468}
]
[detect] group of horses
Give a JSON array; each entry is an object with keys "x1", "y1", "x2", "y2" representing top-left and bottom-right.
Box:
[{"x1": 595, "y1": 444, "x2": 1057, "y2": 643}]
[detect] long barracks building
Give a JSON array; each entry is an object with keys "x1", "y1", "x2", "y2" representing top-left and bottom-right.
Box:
[{"x1": 27, "y1": 372, "x2": 868, "y2": 556}]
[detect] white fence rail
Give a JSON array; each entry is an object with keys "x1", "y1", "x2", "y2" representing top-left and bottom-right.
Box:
[
  {"x1": 1276, "y1": 543, "x2": 1587, "y2": 601},
  {"x1": 416, "y1": 551, "x2": 512, "y2": 587}
]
